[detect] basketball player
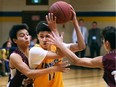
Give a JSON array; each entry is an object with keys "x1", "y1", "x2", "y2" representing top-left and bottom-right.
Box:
[
  {"x1": 48, "y1": 25, "x2": 116, "y2": 87},
  {"x1": 7, "y1": 24, "x2": 70, "y2": 87},
  {"x1": 29, "y1": 7, "x2": 85, "y2": 87}
]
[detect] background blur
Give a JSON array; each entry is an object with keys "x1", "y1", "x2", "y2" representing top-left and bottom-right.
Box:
[{"x1": 0, "y1": 0, "x2": 115, "y2": 87}]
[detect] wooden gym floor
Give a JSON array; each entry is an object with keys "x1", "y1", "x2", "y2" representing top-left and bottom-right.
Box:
[{"x1": 0, "y1": 66, "x2": 106, "y2": 87}]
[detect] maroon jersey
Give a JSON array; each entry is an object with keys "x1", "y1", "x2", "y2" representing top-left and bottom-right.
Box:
[
  {"x1": 102, "y1": 50, "x2": 116, "y2": 87},
  {"x1": 8, "y1": 48, "x2": 33, "y2": 87}
]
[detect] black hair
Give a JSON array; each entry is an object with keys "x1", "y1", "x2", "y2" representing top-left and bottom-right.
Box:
[
  {"x1": 36, "y1": 21, "x2": 51, "y2": 34},
  {"x1": 9, "y1": 24, "x2": 29, "y2": 46},
  {"x1": 2, "y1": 41, "x2": 9, "y2": 48},
  {"x1": 92, "y1": 21, "x2": 97, "y2": 25},
  {"x1": 78, "y1": 19, "x2": 84, "y2": 22},
  {"x1": 102, "y1": 26, "x2": 116, "y2": 50}
]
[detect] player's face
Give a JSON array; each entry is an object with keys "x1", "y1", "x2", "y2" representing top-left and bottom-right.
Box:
[
  {"x1": 14, "y1": 29, "x2": 30, "y2": 47},
  {"x1": 37, "y1": 31, "x2": 51, "y2": 50}
]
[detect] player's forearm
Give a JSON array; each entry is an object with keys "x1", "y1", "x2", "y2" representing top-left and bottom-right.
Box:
[
  {"x1": 52, "y1": 28, "x2": 59, "y2": 36},
  {"x1": 57, "y1": 43, "x2": 79, "y2": 64},
  {"x1": 56, "y1": 43, "x2": 98, "y2": 68},
  {"x1": 74, "y1": 58, "x2": 95, "y2": 68},
  {"x1": 73, "y1": 20, "x2": 85, "y2": 51},
  {"x1": 26, "y1": 67, "x2": 56, "y2": 79}
]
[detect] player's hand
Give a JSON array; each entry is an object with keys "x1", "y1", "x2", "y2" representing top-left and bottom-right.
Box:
[
  {"x1": 46, "y1": 13, "x2": 57, "y2": 31},
  {"x1": 23, "y1": 78, "x2": 33, "y2": 86},
  {"x1": 53, "y1": 60, "x2": 70, "y2": 72},
  {"x1": 47, "y1": 31, "x2": 64, "y2": 48},
  {"x1": 69, "y1": 4, "x2": 77, "y2": 23}
]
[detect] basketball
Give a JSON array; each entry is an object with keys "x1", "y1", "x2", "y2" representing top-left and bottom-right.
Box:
[{"x1": 49, "y1": 1, "x2": 73, "y2": 24}]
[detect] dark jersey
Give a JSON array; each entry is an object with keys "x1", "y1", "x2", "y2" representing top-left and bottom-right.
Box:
[
  {"x1": 8, "y1": 48, "x2": 33, "y2": 87},
  {"x1": 102, "y1": 50, "x2": 116, "y2": 87}
]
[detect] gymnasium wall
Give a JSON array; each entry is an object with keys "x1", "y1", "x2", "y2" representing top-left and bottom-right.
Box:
[{"x1": 0, "y1": 0, "x2": 115, "y2": 55}]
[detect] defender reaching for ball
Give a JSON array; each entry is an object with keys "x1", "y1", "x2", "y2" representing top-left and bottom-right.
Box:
[
  {"x1": 29, "y1": 6, "x2": 85, "y2": 87},
  {"x1": 48, "y1": 24, "x2": 116, "y2": 87}
]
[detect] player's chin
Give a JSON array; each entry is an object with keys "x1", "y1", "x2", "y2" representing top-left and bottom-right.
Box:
[
  {"x1": 43, "y1": 45, "x2": 47, "y2": 50},
  {"x1": 25, "y1": 42, "x2": 30, "y2": 46},
  {"x1": 25, "y1": 44, "x2": 30, "y2": 47}
]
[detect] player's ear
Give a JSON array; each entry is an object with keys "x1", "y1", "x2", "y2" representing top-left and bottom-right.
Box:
[
  {"x1": 13, "y1": 38, "x2": 17, "y2": 44},
  {"x1": 105, "y1": 40, "x2": 110, "y2": 48}
]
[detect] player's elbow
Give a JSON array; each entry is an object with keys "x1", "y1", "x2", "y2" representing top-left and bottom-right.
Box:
[{"x1": 78, "y1": 44, "x2": 86, "y2": 51}]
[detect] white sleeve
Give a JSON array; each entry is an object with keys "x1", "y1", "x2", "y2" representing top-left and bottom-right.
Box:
[{"x1": 29, "y1": 47, "x2": 48, "y2": 69}]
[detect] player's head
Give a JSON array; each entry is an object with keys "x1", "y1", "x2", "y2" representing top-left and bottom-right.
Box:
[
  {"x1": 36, "y1": 21, "x2": 51, "y2": 50},
  {"x1": 102, "y1": 26, "x2": 116, "y2": 51},
  {"x1": 36, "y1": 21, "x2": 51, "y2": 34},
  {"x1": 9, "y1": 24, "x2": 30, "y2": 47}
]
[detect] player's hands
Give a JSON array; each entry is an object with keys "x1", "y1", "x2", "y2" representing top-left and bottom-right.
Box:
[
  {"x1": 23, "y1": 78, "x2": 33, "y2": 86},
  {"x1": 47, "y1": 31, "x2": 64, "y2": 48},
  {"x1": 53, "y1": 60, "x2": 70, "y2": 72}
]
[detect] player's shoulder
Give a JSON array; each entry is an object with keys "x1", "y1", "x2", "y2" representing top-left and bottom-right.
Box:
[
  {"x1": 10, "y1": 52, "x2": 21, "y2": 61},
  {"x1": 103, "y1": 52, "x2": 115, "y2": 60},
  {"x1": 30, "y1": 46, "x2": 42, "y2": 53}
]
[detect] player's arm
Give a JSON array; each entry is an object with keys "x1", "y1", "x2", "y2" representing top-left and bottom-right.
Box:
[
  {"x1": 29, "y1": 47, "x2": 65, "y2": 68},
  {"x1": 74, "y1": 56, "x2": 103, "y2": 68},
  {"x1": 10, "y1": 53, "x2": 70, "y2": 79},
  {"x1": 29, "y1": 47, "x2": 63, "y2": 60},
  {"x1": 46, "y1": 12, "x2": 85, "y2": 52},
  {"x1": 70, "y1": 5, "x2": 85, "y2": 51},
  {"x1": 46, "y1": 49, "x2": 64, "y2": 59},
  {"x1": 47, "y1": 32, "x2": 103, "y2": 69},
  {"x1": 58, "y1": 43, "x2": 103, "y2": 68}
]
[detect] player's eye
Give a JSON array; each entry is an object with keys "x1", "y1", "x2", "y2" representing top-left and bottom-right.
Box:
[
  {"x1": 19, "y1": 33, "x2": 25, "y2": 37},
  {"x1": 40, "y1": 36, "x2": 44, "y2": 38},
  {"x1": 46, "y1": 35, "x2": 50, "y2": 38}
]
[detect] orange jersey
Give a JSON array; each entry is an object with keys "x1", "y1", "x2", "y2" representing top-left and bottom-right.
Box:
[{"x1": 34, "y1": 44, "x2": 64, "y2": 87}]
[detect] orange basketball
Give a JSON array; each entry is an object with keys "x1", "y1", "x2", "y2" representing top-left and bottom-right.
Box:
[{"x1": 49, "y1": 1, "x2": 73, "y2": 24}]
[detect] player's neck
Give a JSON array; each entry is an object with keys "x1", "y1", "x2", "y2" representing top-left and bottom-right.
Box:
[{"x1": 18, "y1": 47, "x2": 29, "y2": 57}]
